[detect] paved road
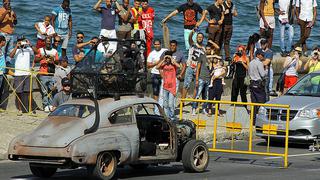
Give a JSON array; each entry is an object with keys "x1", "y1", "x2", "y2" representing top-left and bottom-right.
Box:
[{"x1": 2, "y1": 140, "x2": 320, "y2": 180}]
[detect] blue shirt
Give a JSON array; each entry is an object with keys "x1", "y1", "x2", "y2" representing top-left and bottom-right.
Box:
[
  {"x1": 101, "y1": 7, "x2": 116, "y2": 30},
  {"x1": 0, "y1": 50, "x2": 5, "y2": 74},
  {"x1": 52, "y1": 6, "x2": 72, "y2": 35}
]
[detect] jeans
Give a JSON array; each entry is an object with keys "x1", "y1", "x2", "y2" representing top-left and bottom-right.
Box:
[
  {"x1": 184, "y1": 29, "x2": 197, "y2": 50},
  {"x1": 279, "y1": 23, "x2": 294, "y2": 53},
  {"x1": 163, "y1": 89, "x2": 176, "y2": 121},
  {"x1": 0, "y1": 32, "x2": 14, "y2": 62},
  {"x1": 39, "y1": 75, "x2": 55, "y2": 107},
  {"x1": 192, "y1": 79, "x2": 210, "y2": 109},
  {"x1": 183, "y1": 66, "x2": 196, "y2": 89},
  {"x1": 269, "y1": 67, "x2": 274, "y2": 92}
]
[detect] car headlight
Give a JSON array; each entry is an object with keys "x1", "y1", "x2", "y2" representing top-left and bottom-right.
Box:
[
  {"x1": 298, "y1": 109, "x2": 320, "y2": 119},
  {"x1": 258, "y1": 107, "x2": 267, "y2": 116}
]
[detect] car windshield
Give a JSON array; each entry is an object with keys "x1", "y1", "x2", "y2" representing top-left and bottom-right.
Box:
[
  {"x1": 286, "y1": 73, "x2": 320, "y2": 97},
  {"x1": 49, "y1": 104, "x2": 95, "y2": 118}
]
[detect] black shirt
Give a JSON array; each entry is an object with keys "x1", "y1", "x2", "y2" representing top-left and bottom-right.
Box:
[
  {"x1": 207, "y1": 4, "x2": 223, "y2": 25},
  {"x1": 223, "y1": 2, "x2": 233, "y2": 26},
  {"x1": 177, "y1": 3, "x2": 203, "y2": 30},
  {"x1": 234, "y1": 62, "x2": 247, "y2": 78}
]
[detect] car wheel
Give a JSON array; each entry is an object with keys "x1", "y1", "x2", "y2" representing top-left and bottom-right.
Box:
[
  {"x1": 129, "y1": 164, "x2": 149, "y2": 169},
  {"x1": 91, "y1": 152, "x2": 117, "y2": 180},
  {"x1": 182, "y1": 140, "x2": 209, "y2": 173},
  {"x1": 29, "y1": 163, "x2": 57, "y2": 178}
]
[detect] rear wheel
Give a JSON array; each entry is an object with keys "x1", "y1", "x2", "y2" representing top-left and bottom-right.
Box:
[
  {"x1": 182, "y1": 140, "x2": 209, "y2": 173},
  {"x1": 29, "y1": 163, "x2": 57, "y2": 178},
  {"x1": 89, "y1": 152, "x2": 117, "y2": 180}
]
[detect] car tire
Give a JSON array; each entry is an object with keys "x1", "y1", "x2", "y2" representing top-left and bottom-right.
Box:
[
  {"x1": 91, "y1": 152, "x2": 117, "y2": 180},
  {"x1": 182, "y1": 140, "x2": 209, "y2": 173},
  {"x1": 129, "y1": 164, "x2": 149, "y2": 169},
  {"x1": 29, "y1": 163, "x2": 57, "y2": 178}
]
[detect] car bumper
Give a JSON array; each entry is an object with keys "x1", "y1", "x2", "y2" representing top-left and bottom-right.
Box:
[{"x1": 256, "y1": 114, "x2": 320, "y2": 141}]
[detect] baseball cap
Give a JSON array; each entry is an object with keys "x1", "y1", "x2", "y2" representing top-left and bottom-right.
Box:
[
  {"x1": 59, "y1": 56, "x2": 68, "y2": 62},
  {"x1": 61, "y1": 77, "x2": 71, "y2": 86},
  {"x1": 255, "y1": 49, "x2": 265, "y2": 57}
]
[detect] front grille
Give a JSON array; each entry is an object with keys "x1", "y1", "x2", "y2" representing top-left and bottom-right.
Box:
[{"x1": 266, "y1": 109, "x2": 298, "y2": 121}]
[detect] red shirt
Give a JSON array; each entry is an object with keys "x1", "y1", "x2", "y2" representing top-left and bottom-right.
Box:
[
  {"x1": 162, "y1": 64, "x2": 177, "y2": 96},
  {"x1": 36, "y1": 48, "x2": 59, "y2": 74},
  {"x1": 140, "y1": 7, "x2": 155, "y2": 38}
]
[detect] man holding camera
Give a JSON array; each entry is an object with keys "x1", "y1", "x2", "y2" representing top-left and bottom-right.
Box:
[
  {"x1": 0, "y1": 0, "x2": 17, "y2": 62},
  {"x1": 156, "y1": 51, "x2": 180, "y2": 121},
  {"x1": 9, "y1": 36, "x2": 37, "y2": 114},
  {"x1": 35, "y1": 37, "x2": 59, "y2": 112}
]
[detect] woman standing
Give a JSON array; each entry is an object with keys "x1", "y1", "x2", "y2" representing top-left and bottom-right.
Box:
[{"x1": 283, "y1": 47, "x2": 302, "y2": 93}]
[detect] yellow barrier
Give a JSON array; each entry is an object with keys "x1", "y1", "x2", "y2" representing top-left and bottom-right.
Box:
[
  {"x1": 179, "y1": 98, "x2": 290, "y2": 168},
  {"x1": 0, "y1": 66, "x2": 55, "y2": 116}
]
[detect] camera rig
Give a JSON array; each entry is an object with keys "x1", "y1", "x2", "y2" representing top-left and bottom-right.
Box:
[{"x1": 70, "y1": 37, "x2": 147, "y2": 99}]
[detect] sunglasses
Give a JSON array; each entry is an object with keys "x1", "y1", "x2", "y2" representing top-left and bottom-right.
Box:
[
  {"x1": 77, "y1": 36, "x2": 84, "y2": 39},
  {"x1": 54, "y1": 40, "x2": 61, "y2": 42}
]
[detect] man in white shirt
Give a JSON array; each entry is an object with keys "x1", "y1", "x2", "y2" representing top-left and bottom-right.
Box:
[
  {"x1": 278, "y1": 0, "x2": 295, "y2": 56},
  {"x1": 9, "y1": 36, "x2": 38, "y2": 114},
  {"x1": 147, "y1": 39, "x2": 167, "y2": 101},
  {"x1": 34, "y1": 15, "x2": 56, "y2": 49},
  {"x1": 294, "y1": 0, "x2": 317, "y2": 55}
]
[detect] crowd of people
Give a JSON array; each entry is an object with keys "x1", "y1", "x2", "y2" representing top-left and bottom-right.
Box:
[{"x1": 0, "y1": 0, "x2": 318, "y2": 120}]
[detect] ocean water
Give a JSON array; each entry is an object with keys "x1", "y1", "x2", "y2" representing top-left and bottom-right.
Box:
[{"x1": 9, "y1": 0, "x2": 320, "y2": 59}]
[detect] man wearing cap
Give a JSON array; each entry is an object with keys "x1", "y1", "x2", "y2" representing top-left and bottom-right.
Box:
[
  {"x1": 54, "y1": 56, "x2": 71, "y2": 92},
  {"x1": 248, "y1": 49, "x2": 267, "y2": 124},
  {"x1": 51, "y1": 77, "x2": 72, "y2": 111}
]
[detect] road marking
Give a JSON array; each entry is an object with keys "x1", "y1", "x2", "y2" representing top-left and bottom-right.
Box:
[{"x1": 264, "y1": 152, "x2": 320, "y2": 159}]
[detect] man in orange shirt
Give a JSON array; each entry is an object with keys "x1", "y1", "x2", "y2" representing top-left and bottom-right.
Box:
[{"x1": 0, "y1": 0, "x2": 17, "y2": 62}]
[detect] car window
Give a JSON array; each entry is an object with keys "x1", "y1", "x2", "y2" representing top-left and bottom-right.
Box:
[
  {"x1": 109, "y1": 107, "x2": 133, "y2": 124},
  {"x1": 134, "y1": 103, "x2": 164, "y2": 117},
  {"x1": 287, "y1": 73, "x2": 320, "y2": 96},
  {"x1": 50, "y1": 104, "x2": 95, "y2": 118}
]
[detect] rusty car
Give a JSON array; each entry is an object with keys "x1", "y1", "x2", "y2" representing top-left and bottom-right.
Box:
[{"x1": 7, "y1": 96, "x2": 209, "y2": 180}]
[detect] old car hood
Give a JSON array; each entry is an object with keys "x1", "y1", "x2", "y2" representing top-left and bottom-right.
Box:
[
  {"x1": 267, "y1": 96, "x2": 320, "y2": 110},
  {"x1": 20, "y1": 116, "x2": 89, "y2": 148}
]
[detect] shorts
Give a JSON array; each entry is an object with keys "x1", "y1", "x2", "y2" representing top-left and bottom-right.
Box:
[
  {"x1": 151, "y1": 73, "x2": 162, "y2": 96},
  {"x1": 260, "y1": 16, "x2": 276, "y2": 29},
  {"x1": 284, "y1": 75, "x2": 298, "y2": 88},
  {"x1": 183, "y1": 66, "x2": 196, "y2": 89},
  {"x1": 59, "y1": 34, "x2": 69, "y2": 50},
  {"x1": 14, "y1": 75, "x2": 31, "y2": 93}
]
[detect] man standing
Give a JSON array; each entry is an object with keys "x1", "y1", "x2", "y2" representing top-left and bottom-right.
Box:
[
  {"x1": 94, "y1": 0, "x2": 118, "y2": 56},
  {"x1": 0, "y1": 0, "x2": 17, "y2": 62},
  {"x1": 162, "y1": 0, "x2": 203, "y2": 50},
  {"x1": 140, "y1": 0, "x2": 155, "y2": 57},
  {"x1": 170, "y1": 40, "x2": 186, "y2": 102},
  {"x1": 115, "y1": 0, "x2": 132, "y2": 40},
  {"x1": 294, "y1": 0, "x2": 317, "y2": 56},
  {"x1": 222, "y1": 0, "x2": 237, "y2": 61},
  {"x1": 248, "y1": 49, "x2": 267, "y2": 123},
  {"x1": 54, "y1": 56, "x2": 71, "y2": 92},
  {"x1": 34, "y1": 15, "x2": 56, "y2": 49},
  {"x1": 198, "y1": 0, "x2": 224, "y2": 47},
  {"x1": 35, "y1": 37, "x2": 59, "y2": 112},
  {"x1": 0, "y1": 35, "x2": 8, "y2": 111},
  {"x1": 52, "y1": 77, "x2": 72, "y2": 111},
  {"x1": 278, "y1": 0, "x2": 295, "y2": 56},
  {"x1": 9, "y1": 36, "x2": 37, "y2": 114},
  {"x1": 260, "y1": 39, "x2": 274, "y2": 100},
  {"x1": 52, "y1": 0, "x2": 72, "y2": 57},
  {"x1": 72, "y1": 31, "x2": 87, "y2": 63},
  {"x1": 147, "y1": 39, "x2": 167, "y2": 101},
  {"x1": 259, "y1": 0, "x2": 276, "y2": 48}
]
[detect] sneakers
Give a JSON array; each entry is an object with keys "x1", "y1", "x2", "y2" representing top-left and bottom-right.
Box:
[
  {"x1": 202, "y1": 109, "x2": 208, "y2": 115},
  {"x1": 191, "y1": 108, "x2": 196, "y2": 116},
  {"x1": 44, "y1": 105, "x2": 53, "y2": 113},
  {"x1": 17, "y1": 110, "x2": 22, "y2": 116}
]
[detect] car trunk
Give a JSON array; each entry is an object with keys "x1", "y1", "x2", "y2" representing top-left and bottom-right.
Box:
[{"x1": 19, "y1": 116, "x2": 89, "y2": 148}]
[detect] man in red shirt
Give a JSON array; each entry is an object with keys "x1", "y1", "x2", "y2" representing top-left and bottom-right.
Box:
[{"x1": 140, "y1": 0, "x2": 154, "y2": 57}]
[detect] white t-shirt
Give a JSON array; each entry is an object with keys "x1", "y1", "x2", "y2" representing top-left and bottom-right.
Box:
[
  {"x1": 285, "y1": 57, "x2": 298, "y2": 76},
  {"x1": 36, "y1": 22, "x2": 55, "y2": 40},
  {"x1": 296, "y1": 0, "x2": 317, "y2": 21},
  {"x1": 147, "y1": 48, "x2": 167, "y2": 74},
  {"x1": 14, "y1": 47, "x2": 34, "y2": 76},
  {"x1": 279, "y1": 0, "x2": 296, "y2": 21}
]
